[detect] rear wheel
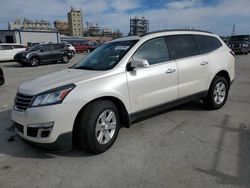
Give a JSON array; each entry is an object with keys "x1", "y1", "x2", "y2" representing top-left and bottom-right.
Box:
[
  {"x1": 61, "y1": 55, "x2": 69, "y2": 64},
  {"x1": 203, "y1": 76, "x2": 229, "y2": 110},
  {"x1": 76, "y1": 100, "x2": 120, "y2": 154},
  {"x1": 29, "y1": 57, "x2": 39, "y2": 67}
]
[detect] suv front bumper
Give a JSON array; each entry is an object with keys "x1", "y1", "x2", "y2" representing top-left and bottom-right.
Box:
[{"x1": 11, "y1": 102, "x2": 79, "y2": 149}]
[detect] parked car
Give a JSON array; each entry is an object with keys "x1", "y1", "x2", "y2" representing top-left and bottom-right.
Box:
[
  {"x1": 228, "y1": 35, "x2": 250, "y2": 54},
  {"x1": 0, "y1": 43, "x2": 26, "y2": 61},
  {"x1": 73, "y1": 41, "x2": 95, "y2": 53},
  {"x1": 12, "y1": 30, "x2": 235, "y2": 154},
  {"x1": 66, "y1": 44, "x2": 76, "y2": 56},
  {"x1": 0, "y1": 68, "x2": 4, "y2": 86},
  {"x1": 14, "y1": 43, "x2": 73, "y2": 66}
]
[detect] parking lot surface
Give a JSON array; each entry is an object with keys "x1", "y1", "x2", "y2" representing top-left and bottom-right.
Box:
[{"x1": 0, "y1": 54, "x2": 250, "y2": 188}]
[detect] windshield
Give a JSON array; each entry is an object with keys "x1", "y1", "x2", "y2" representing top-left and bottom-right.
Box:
[
  {"x1": 74, "y1": 40, "x2": 138, "y2": 71},
  {"x1": 230, "y1": 35, "x2": 249, "y2": 42},
  {"x1": 29, "y1": 44, "x2": 42, "y2": 51}
]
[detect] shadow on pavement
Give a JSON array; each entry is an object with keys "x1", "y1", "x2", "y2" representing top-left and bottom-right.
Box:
[{"x1": 195, "y1": 115, "x2": 250, "y2": 187}]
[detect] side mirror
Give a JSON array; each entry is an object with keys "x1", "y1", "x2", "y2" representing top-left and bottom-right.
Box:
[{"x1": 127, "y1": 58, "x2": 150, "y2": 71}]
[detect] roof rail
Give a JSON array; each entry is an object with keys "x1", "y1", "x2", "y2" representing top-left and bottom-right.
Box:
[{"x1": 140, "y1": 29, "x2": 213, "y2": 37}]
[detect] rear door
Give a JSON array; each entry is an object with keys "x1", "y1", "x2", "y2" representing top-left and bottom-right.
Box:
[
  {"x1": 127, "y1": 37, "x2": 178, "y2": 113},
  {"x1": 40, "y1": 44, "x2": 53, "y2": 62},
  {"x1": 167, "y1": 34, "x2": 209, "y2": 98},
  {"x1": 52, "y1": 43, "x2": 64, "y2": 60}
]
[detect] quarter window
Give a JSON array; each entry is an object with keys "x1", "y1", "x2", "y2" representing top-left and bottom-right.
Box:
[
  {"x1": 133, "y1": 37, "x2": 170, "y2": 65},
  {"x1": 167, "y1": 35, "x2": 200, "y2": 59},
  {"x1": 194, "y1": 35, "x2": 222, "y2": 53}
]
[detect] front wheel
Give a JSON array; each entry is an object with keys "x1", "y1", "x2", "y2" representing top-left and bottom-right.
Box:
[
  {"x1": 203, "y1": 76, "x2": 229, "y2": 110},
  {"x1": 29, "y1": 57, "x2": 39, "y2": 67},
  {"x1": 76, "y1": 100, "x2": 120, "y2": 154}
]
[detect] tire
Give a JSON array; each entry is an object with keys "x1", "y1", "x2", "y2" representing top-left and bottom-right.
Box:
[
  {"x1": 61, "y1": 55, "x2": 69, "y2": 64},
  {"x1": 203, "y1": 76, "x2": 229, "y2": 110},
  {"x1": 29, "y1": 57, "x2": 39, "y2": 67},
  {"x1": 76, "y1": 100, "x2": 120, "y2": 154},
  {"x1": 71, "y1": 50, "x2": 75, "y2": 56}
]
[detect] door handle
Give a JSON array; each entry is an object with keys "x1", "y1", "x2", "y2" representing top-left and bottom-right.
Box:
[
  {"x1": 165, "y1": 69, "x2": 176, "y2": 74},
  {"x1": 201, "y1": 61, "x2": 208, "y2": 65}
]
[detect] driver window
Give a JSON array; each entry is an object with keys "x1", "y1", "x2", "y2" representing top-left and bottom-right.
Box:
[
  {"x1": 133, "y1": 37, "x2": 170, "y2": 65},
  {"x1": 43, "y1": 44, "x2": 51, "y2": 51}
]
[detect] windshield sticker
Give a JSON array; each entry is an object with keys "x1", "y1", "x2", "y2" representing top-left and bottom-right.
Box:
[{"x1": 114, "y1": 46, "x2": 130, "y2": 50}]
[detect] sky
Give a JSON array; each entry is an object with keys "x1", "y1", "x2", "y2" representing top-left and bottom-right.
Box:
[{"x1": 0, "y1": 0, "x2": 250, "y2": 36}]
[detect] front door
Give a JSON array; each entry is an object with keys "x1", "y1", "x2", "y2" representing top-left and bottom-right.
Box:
[{"x1": 127, "y1": 37, "x2": 179, "y2": 113}]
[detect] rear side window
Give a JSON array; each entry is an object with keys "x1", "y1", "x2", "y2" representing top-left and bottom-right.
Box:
[
  {"x1": 194, "y1": 35, "x2": 222, "y2": 53},
  {"x1": 167, "y1": 35, "x2": 200, "y2": 59},
  {"x1": 133, "y1": 37, "x2": 170, "y2": 65},
  {"x1": 53, "y1": 43, "x2": 65, "y2": 50}
]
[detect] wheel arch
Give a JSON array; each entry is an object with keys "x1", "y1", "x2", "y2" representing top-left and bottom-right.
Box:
[
  {"x1": 214, "y1": 70, "x2": 231, "y2": 88},
  {"x1": 72, "y1": 96, "x2": 131, "y2": 144}
]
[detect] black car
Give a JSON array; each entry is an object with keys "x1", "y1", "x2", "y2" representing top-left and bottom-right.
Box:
[
  {"x1": 14, "y1": 43, "x2": 73, "y2": 67},
  {"x1": 0, "y1": 68, "x2": 4, "y2": 86},
  {"x1": 228, "y1": 35, "x2": 250, "y2": 54}
]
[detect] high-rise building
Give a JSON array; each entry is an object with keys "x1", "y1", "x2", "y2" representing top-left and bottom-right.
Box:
[
  {"x1": 67, "y1": 7, "x2": 83, "y2": 37},
  {"x1": 129, "y1": 16, "x2": 149, "y2": 36}
]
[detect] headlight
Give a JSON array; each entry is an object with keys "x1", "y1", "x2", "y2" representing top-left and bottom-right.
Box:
[
  {"x1": 31, "y1": 84, "x2": 75, "y2": 107},
  {"x1": 242, "y1": 43, "x2": 249, "y2": 48}
]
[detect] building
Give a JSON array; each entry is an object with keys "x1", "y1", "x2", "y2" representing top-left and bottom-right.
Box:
[
  {"x1": 54, "y1": 20, "x2": 70, "y2": 36},
  {"x1": 0, "y1": 30, "x2": 60, "y2": 46},
  {"x1": 67, "y1": 7, "x2": 83, "y2": 37},
  {"x1": 8, "y1": 17, "x2": 52, "y2": 31},
  {"x1": 102, "y1": 28, "x2": 112, "y2": 37},
  {"x1": 129, "y1": 16, "x2": 149, "y2": 36},
  {"x1": 84, "y1": 23, "x2": 101, "y2": 36}
]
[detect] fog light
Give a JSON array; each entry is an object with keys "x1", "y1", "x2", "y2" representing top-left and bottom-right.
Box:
[
  {"x1": 28, "y1": 121, "x2": 54, "y2": 128},
  {"x1": 27, "y1": 122, "x2": 54, "y2": 138}
]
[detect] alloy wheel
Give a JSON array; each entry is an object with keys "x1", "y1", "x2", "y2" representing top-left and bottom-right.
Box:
[
  {"x1": 213, "y1": 82, "x2": 226, "y2": 105},
  {"x1": 95, "y1": 110, "x2": 116, "y2": 145}
]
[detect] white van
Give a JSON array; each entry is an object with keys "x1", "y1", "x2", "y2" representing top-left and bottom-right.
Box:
[{"x1": 0, "y1": 43, "x2": 26, "y2": 61}]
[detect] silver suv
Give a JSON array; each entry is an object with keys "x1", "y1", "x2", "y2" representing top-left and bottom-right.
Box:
[{"x1": 12, "y1": 30, "x2": 235, "y2": 154}]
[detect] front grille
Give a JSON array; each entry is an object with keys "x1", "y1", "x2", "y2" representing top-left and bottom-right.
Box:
[
  {"x1": 14, "y1": 93, "x2": 33, "y2": 111},
  {"x1": 27, "y1": 127, "x2": 39, "y2": 137},
  {"x1": 15, "y1": 123, "x2": 24, "y2": 134}
]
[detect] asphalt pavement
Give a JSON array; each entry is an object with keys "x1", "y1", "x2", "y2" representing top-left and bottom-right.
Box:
[{"x1": 0, "y1": 54, "x2": 250, "y2": 188}]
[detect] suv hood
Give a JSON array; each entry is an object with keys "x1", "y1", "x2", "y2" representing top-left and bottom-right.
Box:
[{"x1": 18, "y1": 69, "x2": 110, "y2": 95}]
